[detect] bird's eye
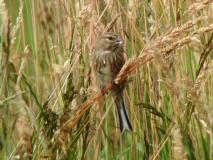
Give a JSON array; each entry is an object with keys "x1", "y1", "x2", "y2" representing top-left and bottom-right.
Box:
[{"x1": 108, "y1": 37, "x2": 113, "y2": 40}]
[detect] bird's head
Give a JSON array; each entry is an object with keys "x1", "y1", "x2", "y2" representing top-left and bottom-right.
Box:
[{"x1": 95, "y1": 32, "x2": 124, "y2": 53}]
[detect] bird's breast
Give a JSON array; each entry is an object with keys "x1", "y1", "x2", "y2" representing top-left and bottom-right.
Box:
[
  {"x1": 94, "y1": 49, "x2": 123, "y2": 89},
  {"x1": 97, "y1": 60, "x2": 113, "y2": 86}
]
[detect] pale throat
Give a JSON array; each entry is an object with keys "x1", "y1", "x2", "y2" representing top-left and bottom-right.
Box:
[{"x1": 97, "y1": 49, "x2": 113, "y2": 58}]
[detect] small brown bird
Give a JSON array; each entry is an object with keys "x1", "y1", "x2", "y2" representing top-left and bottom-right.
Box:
[{"x1": 92, "y1": 32, "x2": 132, "y2": 132}]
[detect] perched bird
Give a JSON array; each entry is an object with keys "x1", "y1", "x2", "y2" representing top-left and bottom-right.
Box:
[{"x1": 92, "y1": 32, "x2": 132, "y2": 132}]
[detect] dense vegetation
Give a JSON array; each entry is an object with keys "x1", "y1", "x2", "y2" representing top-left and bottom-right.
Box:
[{"x1": 0, "y1": 0, "x2": 212, "y2": 159}]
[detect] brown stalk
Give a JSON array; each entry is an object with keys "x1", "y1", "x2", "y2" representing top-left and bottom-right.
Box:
[
  {"x1": 1, "y1": 18, "x2": 11, "y2": 98},
  {"x1": 14, "y1": 46, "x2": 31, "y2": 160},
  {"x1": 183, "y1": 0, "x2": 212, "y2": 16}
]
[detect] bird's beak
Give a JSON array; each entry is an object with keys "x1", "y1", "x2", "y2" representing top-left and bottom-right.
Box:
[{"x1": 115, "y1": 36, "x2": 124, "y2": 45}]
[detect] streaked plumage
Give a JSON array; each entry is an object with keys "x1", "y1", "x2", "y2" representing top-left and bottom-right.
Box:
[{"x1": 92, "y1": 32, "x2": 132, "y2": 132}]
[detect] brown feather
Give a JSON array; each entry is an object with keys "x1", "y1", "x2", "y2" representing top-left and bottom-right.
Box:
[{"x1": 92, "y1": 32, "x2": 132, "y2": 132}]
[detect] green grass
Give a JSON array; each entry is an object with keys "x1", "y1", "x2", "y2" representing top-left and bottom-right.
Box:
[{"x1": 0, "y1": 0, "x2": 213, "y2": 159}]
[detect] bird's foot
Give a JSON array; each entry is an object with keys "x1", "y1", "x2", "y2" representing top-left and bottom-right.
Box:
[{"x1": 100, "y1": 82, "x2": 113, "y2": 95}]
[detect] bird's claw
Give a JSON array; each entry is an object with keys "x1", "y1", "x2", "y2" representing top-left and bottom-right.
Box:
[{"x1": 100, "y1": 82, "x2": 113, "y2": 95}]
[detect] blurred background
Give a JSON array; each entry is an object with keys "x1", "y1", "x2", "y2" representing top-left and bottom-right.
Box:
[{"x1": 0, "y1": 0, "x2": 212, "y2": 159}]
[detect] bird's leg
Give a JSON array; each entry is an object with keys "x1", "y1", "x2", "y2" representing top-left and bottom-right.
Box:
[
  {"x1": 100, "y1": 87, "x2": 106, "y2": 95},
  {"x1": 100, "y1": 82, "x2": 113, "y2": 95},
  {"x1": 100, "y1": 84, "x2": 107, "y2": 95}
]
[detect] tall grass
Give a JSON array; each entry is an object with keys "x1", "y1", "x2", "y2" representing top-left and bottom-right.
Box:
[{"x1": 0, "y1": 0, "x2": 212, "y2": 159}]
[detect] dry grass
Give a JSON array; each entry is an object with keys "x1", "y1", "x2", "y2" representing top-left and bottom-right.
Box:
[{"x1": 0, "y1": 0, "x2": 213, "y2": 159}]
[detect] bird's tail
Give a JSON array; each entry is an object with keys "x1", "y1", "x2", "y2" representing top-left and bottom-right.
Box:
[{"x1": 114, "y1": 93, "x2": 132, "y2": 133}]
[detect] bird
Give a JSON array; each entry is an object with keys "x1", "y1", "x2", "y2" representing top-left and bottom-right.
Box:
[{"x1": 92, "y1": 32, "x2": 132, "y2": 133}]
